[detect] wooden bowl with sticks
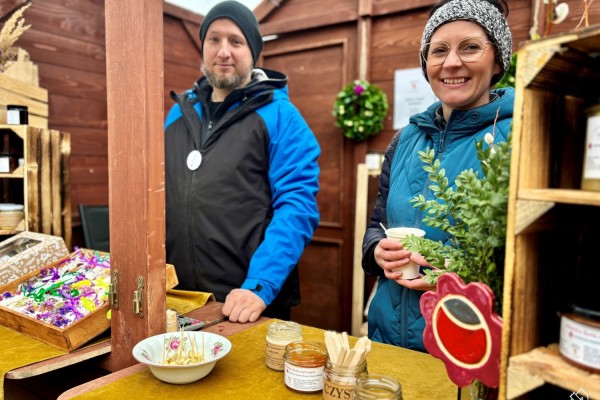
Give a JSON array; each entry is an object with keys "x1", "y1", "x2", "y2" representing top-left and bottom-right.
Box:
[{"x1": 132, "y1": 331, "x2": 232, "y2": 384}]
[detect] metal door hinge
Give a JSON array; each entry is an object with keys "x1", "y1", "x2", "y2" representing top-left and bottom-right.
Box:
[
  {"x1": 109, "y1": 269, "x2": 119, "y2": 310},
  {"x1": 133, "y1": 275, "x2": 144, "y2": 318}
]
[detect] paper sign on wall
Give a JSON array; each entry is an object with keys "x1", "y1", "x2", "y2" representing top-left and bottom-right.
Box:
[{"x1": 393, "y1": 67, "x2": 437, "y2": 130}]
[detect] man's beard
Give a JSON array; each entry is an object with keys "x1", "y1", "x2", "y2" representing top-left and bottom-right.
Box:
[{"x1": 201, "y1": 63, "x2": 252, "y2": 91}]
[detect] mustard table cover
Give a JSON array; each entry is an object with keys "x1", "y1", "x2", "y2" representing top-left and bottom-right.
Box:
[{"x1": 69, "y1": 321, "x2": 457, "y2": 400}]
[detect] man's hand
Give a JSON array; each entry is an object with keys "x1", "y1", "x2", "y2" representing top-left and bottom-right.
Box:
[{"x1": 222, "y1": 288, "x2": 267, "y2": 323}]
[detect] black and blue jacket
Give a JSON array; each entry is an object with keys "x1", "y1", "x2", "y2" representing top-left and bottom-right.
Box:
[{"x1": 164, "y1": 68, "x2": 320, "y2": 308}]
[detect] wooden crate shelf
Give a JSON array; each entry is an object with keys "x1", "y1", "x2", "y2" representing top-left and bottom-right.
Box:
[
  {"x1": 501, "y1": 24, "x2": 600, "y2": 399},
  {"x1": 0, "y1": 124, "x2": 71, "y2": 248},
  {"x1": 0, "y1": 72, "x2": 48, "y2": 129},
  {"x1": 507, "y1": 345, "x2": 600, "y2": 399}
]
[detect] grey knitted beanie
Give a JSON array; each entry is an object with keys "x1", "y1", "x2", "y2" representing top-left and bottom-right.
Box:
[
  {"x1": 420, "y1": 0, "x2": 512, "y2": 84},
  {"x1": 199, "y1": 1, "x2": 263, "y2": 64}
]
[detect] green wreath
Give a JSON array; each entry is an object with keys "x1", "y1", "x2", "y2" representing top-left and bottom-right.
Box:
[{"x1": 332, "y1": 80, "x2": 389, "y2": 141}]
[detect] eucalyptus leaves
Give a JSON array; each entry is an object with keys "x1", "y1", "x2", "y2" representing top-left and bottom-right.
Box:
[
  {"x1": 403, "y1": 132, "x2": 511, "y2": 304},
  {"x1": 332, "y1": 80, "x2": 389, "y2": 141}
]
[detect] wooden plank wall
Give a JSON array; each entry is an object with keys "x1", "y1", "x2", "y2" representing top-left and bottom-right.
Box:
[
  {"x1": 3, "y1": 1, "x2": 599, "y2": 332},
  {"x1": 9, "y1": 0, "x2": 594, "y2": 242},
  {"x1": 10, "y1": 0, "x2": 201, "y2": 243}
]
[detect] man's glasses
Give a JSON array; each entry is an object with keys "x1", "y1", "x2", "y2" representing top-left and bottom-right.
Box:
[{"x1": 420, "y1": 37, "x2": 492, "y2": 66}]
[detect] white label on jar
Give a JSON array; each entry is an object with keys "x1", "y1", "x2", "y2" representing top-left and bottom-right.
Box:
[
  {"x1": 284, "y1": 362, "x2": 324, "y2": 392},
  {"x1": 584, "y1": 115, "x2": 600, "y2": 179},
  {"x1": 6, "y1": 110, "x2": 20, "y2": 125},
  {"x1": 559, "y1": 316, "x2": 600, "y2": 369},
  {"x1": 323, "y1": 380, "x2": 355, "y2": 400},
  {"x1": 265, "y1": 341, "x2": 286, "y2": 370}
]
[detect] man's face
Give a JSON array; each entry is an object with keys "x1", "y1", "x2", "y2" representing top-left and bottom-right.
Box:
[{"x1": 201, "y1": 18, "x2": 253, "y2": 96}]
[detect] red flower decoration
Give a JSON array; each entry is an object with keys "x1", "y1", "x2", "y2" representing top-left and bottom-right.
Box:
[{"x1": 420, "y1": 273, "x2": 502, "y2": 388}]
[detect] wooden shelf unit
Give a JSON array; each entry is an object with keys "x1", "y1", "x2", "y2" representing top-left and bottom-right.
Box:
[
  {"x1": 501, "y1": 25, "x2": 600, "y2": 399},
  {"x1": 0, "y1": 124, "x2": 71, "y2": 248},
  {"x1": 507, "y1": 344, "x2": 600, "y2": 399}
]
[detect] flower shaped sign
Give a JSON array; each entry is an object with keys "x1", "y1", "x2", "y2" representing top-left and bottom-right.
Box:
[{"x1": 420, "y1": 273, "x2": 502, "y2": 388}]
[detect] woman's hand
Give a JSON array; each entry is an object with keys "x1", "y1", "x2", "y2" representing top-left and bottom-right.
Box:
[{"x1": 374, "y1": 239, "x2": 437, "y2": 291}]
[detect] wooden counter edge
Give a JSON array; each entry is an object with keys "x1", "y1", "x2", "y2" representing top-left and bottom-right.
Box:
[
  {"x1": 57, "y1": 310, "x2": 269, "y2": 400},
  {"x1": 5, "y1": 339, "x2": 112, "y2": 380},
  {"x1": 58, "y1": 363, "x2": 148, "y2": 400}
]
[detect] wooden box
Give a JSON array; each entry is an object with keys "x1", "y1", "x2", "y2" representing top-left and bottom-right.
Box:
[
  {"x1": 0, "y1": 249, "x2": 110, "y2": 352},
  {"x1": 0, "y1": 59, "x2": 48, "y2": 129},
  {"x1": 0, "y1": 231, "x2": 69, "y2": 286}
]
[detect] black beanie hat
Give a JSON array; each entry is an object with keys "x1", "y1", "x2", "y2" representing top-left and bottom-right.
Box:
[{"x1": 199, "y1": 1, "x2": 263, "y2": 64}]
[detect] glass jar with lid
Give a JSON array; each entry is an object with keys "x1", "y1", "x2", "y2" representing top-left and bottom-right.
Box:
[
  {"x1": 283, "y1": 340, "x2": 327, "y2": 393},
  {"x1": 323, "y1": 356, "x2": 368, "y2": 400},
  {"x1": 353, "y1": 374, "x2": 402, "y2": 400},
  {"x1": 265, "y1": 321, "x2": 303, "y2": 371}
]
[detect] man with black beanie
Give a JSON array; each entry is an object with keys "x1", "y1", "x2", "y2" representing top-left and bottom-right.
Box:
[{"x1": 164, "y1": 1, "x2": 320, "y2": 323}]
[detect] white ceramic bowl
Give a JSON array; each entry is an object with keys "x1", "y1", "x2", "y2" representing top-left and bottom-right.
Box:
[{"x1": 132, "y1": 331, "x2": 232, "y2": 384}]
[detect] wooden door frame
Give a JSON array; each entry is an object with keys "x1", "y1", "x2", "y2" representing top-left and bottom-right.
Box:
[{"x1": 104, "y1": 0, "x2": 166, "y2": 371}]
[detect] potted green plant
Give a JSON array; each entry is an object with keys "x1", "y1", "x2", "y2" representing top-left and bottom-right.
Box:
[
  {"x1": 403, "y1": 131, "x2": 511, "y2": 310},
  {"x1": 404, "y1": 131, "x2": 511, "y2": 400}
]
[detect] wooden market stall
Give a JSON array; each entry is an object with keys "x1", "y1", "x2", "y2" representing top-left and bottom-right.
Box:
[
  {"x1": 1, "y1": 1, "x2": 600, "y2": 399},
  {"x1": 2, "y1": 0, "x2": 597, "y2": 336}
]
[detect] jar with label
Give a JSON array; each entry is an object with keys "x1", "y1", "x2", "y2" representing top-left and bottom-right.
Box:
[
  {"x1": 165, "y1": 309, "x2": 178, "y2": 333},
  {"x1": 283, "y1": 340, "x2": 327, "y2": 393},
  {"x1": 559, "y1": 303, "x2": 600, "y2": 374},
  {"x1": 323, "y1": 357, "x2": 368, "y2": 400},
  {"x1": 353, "y1": 374, "x2": 402, "y2": 400},
  {"x1": 581, "y1": 104, "x2": 600, "y2": 191},
  {"x1": 265, "y1": 321, "x2": 303, "y2": 371}
]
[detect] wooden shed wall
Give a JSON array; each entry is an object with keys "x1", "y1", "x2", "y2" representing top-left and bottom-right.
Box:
[
  {"x1": 7, "y1": 0, "x2": 595, "y2": 225},
  {"x1": 4, "y1": 0, "x2": 202, "y2": 232}
]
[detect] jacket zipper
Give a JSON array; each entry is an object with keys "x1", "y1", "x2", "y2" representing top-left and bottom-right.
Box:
[
  {"x1": 400, "y1": 286, "x2": 408, "y2": 348},
  {"x1": 182, "y1": 92, "x2": 265, "y2": 289},
  {"x1": 414, "y1": 123, "x2": 444, "y2": 226}
]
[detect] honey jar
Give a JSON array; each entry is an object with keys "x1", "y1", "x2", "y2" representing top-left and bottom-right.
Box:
[
  {"x1": 559, "y1": 303, "x2": 600, "y2": 373},
  {"x1": 265, "y1": 321, "x2": 302, "y2": 371},
  {"x1": 283, "y1": 340, "x2": 327, "y2": 393}
]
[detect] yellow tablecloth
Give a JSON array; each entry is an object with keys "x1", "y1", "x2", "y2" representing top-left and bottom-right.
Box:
[
  {"x1": 70, "y1": 321, "x2": 457, "y2": 400},
  {"x1": 0, "y1": 290, "x2": 211, "y2": 400},
  {"x1": 0, "y1": 325, "x2": 67, "y2": 400},
  {"x1": 166, "y1": 290, "x2": 214, "y2": 314}
]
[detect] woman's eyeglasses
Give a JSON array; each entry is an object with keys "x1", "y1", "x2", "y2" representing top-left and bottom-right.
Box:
[{"x1": 421, "y1": 37, "x2": 492, "y2": 66}]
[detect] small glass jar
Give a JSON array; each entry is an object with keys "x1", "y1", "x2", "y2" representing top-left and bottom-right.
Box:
[
  {"x1": 353, "y1": 374, "x2": 402, "y2": 400},
  {"x1": 265, "y1": 321, "x2": 303, "y2": 371},
  {"x1": 323, "y1": 356, "x2": 368, "y2": 400},
  {"x1": 582, "y1": 103, "x2": 600, "y2": 191},
  {"x1": 283, "y1": 340, "x2": 327, "y2": 393},
  {"x1": 165, "y1": 309, "x2": 178, "y2": 333}
]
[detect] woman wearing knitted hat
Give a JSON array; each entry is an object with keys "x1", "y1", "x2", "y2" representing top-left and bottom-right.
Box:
[{"x1": 362, "y1": 0, "x2": 514, "y2": 351}]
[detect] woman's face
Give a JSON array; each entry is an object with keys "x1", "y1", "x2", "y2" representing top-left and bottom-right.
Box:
[{"x1": 425, "y1": 20, "x2": 501, "y2": 118}]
